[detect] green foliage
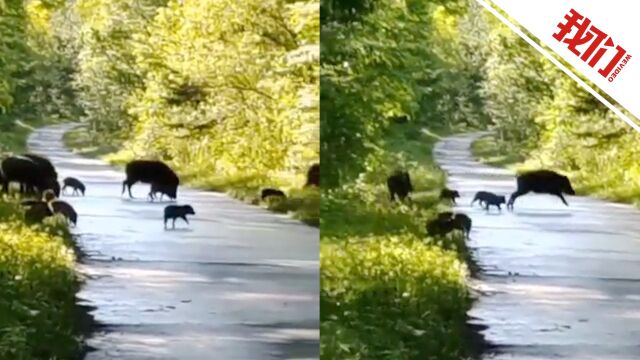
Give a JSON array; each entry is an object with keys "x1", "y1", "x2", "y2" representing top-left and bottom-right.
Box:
[
  {"x1": 0, "y1": 0, "x2": 80, "y2": 133},
  {"x1": 321, "y1": 237, "x2": 469, "y2": 359},
  {"x1": 0, "y1": 198, "x2": 81, "y2": 359},
  {"x1": 321, "y1": 0, "x2": 485, "y2": 188},
  {"x1": 0, "y1": 4, "x2": 82, "y2": 354}
]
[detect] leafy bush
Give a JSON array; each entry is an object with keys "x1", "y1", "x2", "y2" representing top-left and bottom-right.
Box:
[
  {"x1": 321, "y1": 237, "x2": 470, "y2": 359},
  {"x1": 0, "y1": 199, "x2": 81, "y2": 359},
  {"x1": 320, "y1": 123, "x2": 472, "y2": 358}
]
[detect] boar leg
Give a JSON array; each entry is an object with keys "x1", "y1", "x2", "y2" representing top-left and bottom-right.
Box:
[
  {"x1": 554, "y1": 192, "x2": 569, "y2": 206},
  {"x1": 507, "y1": 190, "x2": 528, "y2": 210}
]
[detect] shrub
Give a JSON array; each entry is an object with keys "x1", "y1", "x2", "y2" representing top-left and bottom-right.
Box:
[
  {"x1": 0, "y1": 200, "x2": 81, "y2": 359},
  {"x1": 321, "y1": 237, "x2": 470, "y2": 359}
]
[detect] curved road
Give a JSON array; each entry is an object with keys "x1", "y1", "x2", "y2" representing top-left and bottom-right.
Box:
[
  {"x1": 434, "y1": 133, "x2": 640, "y2": 360},
  {"x1": 28, "y1": 124, "x2": 319, "y2": 360}
]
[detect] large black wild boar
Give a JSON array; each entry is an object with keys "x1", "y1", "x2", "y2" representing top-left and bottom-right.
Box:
[
  {"x1": 387, "y1": 170, "x2": 413, "y2": 202},
  {"x1": 22, "y1": 154, "x2": 57, "y2": 179},
  {"x1": 305, "y1": 163, "x2": 319, "y2": 187},
  {"x1": 122, "y1": 160, "x2": 180, "y2": 199},
  {"x1": 507, "y1": 169, "x2": 576, "y2": 210},
  {"x1": 21, "y1": 154, "x2": 59, "y2": 195},
  {"x1": 1, "y1": 156, "x2": 60, "y2": 196}
]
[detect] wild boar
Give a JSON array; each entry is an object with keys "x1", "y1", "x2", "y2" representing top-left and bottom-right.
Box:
[
  {"x1": 62, "y1": 177, "x2": 86, "y2": 196},
  {"x1": 440, "y1": 188, "x2": 460, "y2": 204},
  {"x1": 305, "y1": 163, "x2": 320, "y2": 187},
  {"x1": 387, "y1": 170, "x2": 413, "y2": 202},
  {"x1": 164, "y1": 205, "x2": 196, "y2": 229},
  {"x1": 507, "y1": 170, "x2": 576, "y2": 210},
  {"x1": 471, "y1": 191, "x2": 506, "y2": 211},
  {"x1": 261, "y1": 188, "x2": 286, "y2": 200},
  {"x1": 122, "y1": 160, "x2": 180, "y2": 200}
]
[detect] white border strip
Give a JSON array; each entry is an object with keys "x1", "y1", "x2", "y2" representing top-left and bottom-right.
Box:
[{"x1": 474, "y1": 0, "x2": 640, "y2": 133}]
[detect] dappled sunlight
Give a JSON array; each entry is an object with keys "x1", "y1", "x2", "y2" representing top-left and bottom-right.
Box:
[
  {"x1": 221, "y1": 291, "x2": 315, "y2": 303},
  {"x1": 263, "y1": 259, "x2": 319, "y2": 269},
  {"x1": 256, "y1": 328, "x2": 319, "y2": 342},
  {"x1": 615, "y1": 309, "x2": 640, "y2": 320},
  {"x1": 481, "y1": 282, "x2": 610, "y2": 301},
  {"x1": 82, "y1": 265, "x2": 212, "y2": 285}
]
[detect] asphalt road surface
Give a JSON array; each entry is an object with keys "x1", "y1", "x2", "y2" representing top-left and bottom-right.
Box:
[
  {"x1": 434, "y1": 132, "x2": 640, "y2": 360},
  {"x1": 27, "y1": 124, "x2": 319, "y2": 360}
]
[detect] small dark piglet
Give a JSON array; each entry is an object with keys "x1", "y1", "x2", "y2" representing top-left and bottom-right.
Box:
[
  {"x1": 387, "y1": 170, "x2": 413, "y2": 202},
  {"x1": 426, "y1": 217, "x2": 455, "y2": 238},
  {"x1": 164, "y1": 205, "x2": 196, "y2": 229},
  {"x1": 440, "y1": 188, "x2": 460, "y2": 204},
  {"x1": 471, "y1": 191, "x2": 505, "y2": 211},
  {"x1": 24, "y1": 203, "x2": 53, "y2": 225},
  {"x1": 63, "y1": 177, "x2": 86, "y2": 196},
  {"x1": 148, "y1": 183, "x2": 175, "y2": 202},
  {"x1": 453, "y1": 213, "x2": 472, "y2": 239},
  {"x1": 261, "y1": 188, "x2": 286, "y2": 200},
  {"x1": 437, "y1": 211, "x2": 454, "y2": 220},
  {"x1": 427, "y1": 212, "x2": 472, "y2": 239},
  {"x1": 50, "y1": 200, "x2": 78, "y2": 226},
  {"x1": 305, "y1": 163, "x2": 319, "y2": 187}
]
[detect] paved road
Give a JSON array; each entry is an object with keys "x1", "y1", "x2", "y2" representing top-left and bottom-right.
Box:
[
  {"x1": 28, "y1": 124, "x2": 319, "y2": 360},
  {"x1": 434, "y1": 133, "x2": 640, "y2": 360}
]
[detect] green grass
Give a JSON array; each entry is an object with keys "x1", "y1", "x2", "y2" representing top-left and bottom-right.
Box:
[
  {"x1": 63, "y1": 125, "x2": 320, "y2": 226},
  {"x1": 320, "y1": 123, "x2": 474, "y2": 359},
  {"x1": 0, "y1": 119, "x2": 45, "y2": 155},
  {"x1": 63, "y1": 125, "x2": 122, "y2": 158},
  {"x1": 183, "y1": 172, "x2": 320, "y2": 227}
]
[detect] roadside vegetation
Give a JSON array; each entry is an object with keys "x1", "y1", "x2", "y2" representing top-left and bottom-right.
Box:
[
  {"x1": 0, "y1": 0, "x2": 85, "y2": 358},
  {"x1": 0, "y1": 202, "x2": 82, "y2": 359}
]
